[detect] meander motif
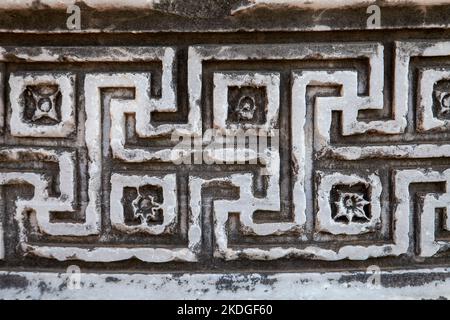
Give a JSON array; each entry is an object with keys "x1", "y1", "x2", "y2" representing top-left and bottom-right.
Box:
[{"x1": 0, "y1": 42, "x2": 450, "y2": 267}]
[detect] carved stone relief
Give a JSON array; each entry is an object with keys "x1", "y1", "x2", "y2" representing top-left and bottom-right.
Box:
[{"x1": 1, "y1": 2, "x2": 450, "y2": 298}]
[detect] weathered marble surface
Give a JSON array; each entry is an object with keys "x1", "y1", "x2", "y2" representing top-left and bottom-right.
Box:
[
  {"x1": 2, "y1": 268, "x2": 450, "y2": 300},
  {"x1": 1, "y1": 0, "x2": 450, "y2": 300},
  {"x1": 1, "y1": 0, "x2": 450, "y2": 32}
]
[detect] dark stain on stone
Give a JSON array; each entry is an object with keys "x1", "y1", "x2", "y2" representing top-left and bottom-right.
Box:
[
  {"x1": 259, "y1": 275, "x2": 277, "y2": 287},
  {"x1": 38, "y1": 281, "x2": 51, "y2": 295},
  {"x1": 382, "y1": 272, "x2": 450, "y2": 288},
  {"x1": 0, "y1": 274, "x2": 29, "y2": 290},
  {"x1": 215, "y1": 274, "x2": 277, "y2": 292},
  {"x1": 216, "y1": 275, "x2": 245, "y2": 292},
  {"x1": 105, "y1": 276, "x2": 120, "y2": 283},
  {"x1": 338, "y1": 271, "x2": 450, "y2": 288},
  {"x1": 58, "y1": 282, "x2": 67, "y2": 292}
]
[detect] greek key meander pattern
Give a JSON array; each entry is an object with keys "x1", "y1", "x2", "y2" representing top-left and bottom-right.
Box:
[{"x1": 1, "y1": 41, "x2": 450, "y2": 265}]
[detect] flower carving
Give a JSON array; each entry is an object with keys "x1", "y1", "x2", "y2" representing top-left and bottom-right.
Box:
[
  {"x1": 24, "y1": 85, "x2": 60, "y2": 122},
  {"x1": 334, "y1": 192, "x2": 370, "y2": 223},
  {"x1": 235, "y1": 95, "x2": 256, "y2": 121},
  {"x1": 131, "y1": 191, "x2": 162, "y2": 225}
]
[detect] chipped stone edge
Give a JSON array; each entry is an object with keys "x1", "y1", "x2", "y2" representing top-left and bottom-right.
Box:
[{"x1": 1, "y1": 268, "x2": 450, "y2": 299}]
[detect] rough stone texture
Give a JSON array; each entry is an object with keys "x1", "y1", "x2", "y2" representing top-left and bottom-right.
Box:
[{"x1": 1, "y1": 0, "x2": 450, "y2": 299}]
